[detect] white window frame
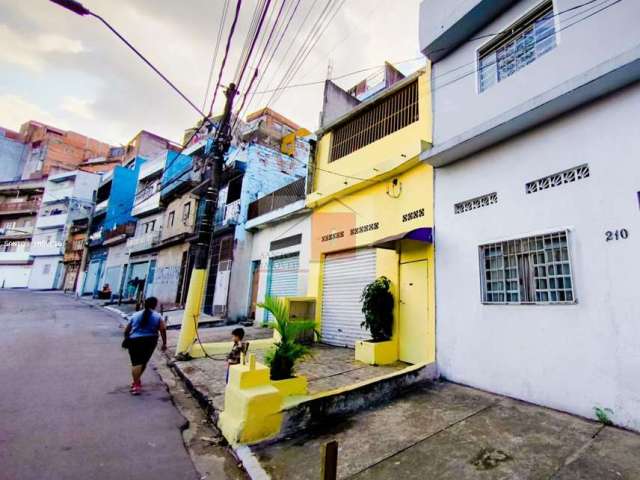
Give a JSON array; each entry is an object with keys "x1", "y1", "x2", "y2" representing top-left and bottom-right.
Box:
[
  {"x1": 479, "y1": 230, "x2": 577, "y2": 305},
  {"x1": 476, "y1": 0, "x2": 557, "y2": 93}
]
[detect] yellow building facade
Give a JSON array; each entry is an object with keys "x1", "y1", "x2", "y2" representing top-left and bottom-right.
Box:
[{"x1": 306, "y1": 68, "x2": 435, "y2": 365}]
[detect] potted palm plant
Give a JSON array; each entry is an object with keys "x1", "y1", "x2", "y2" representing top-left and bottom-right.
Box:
[
  {"x1": 258, "y1": 296, "x2": 317, "y2": 396},
  {"x1": 355, "y1": 276, "x2": 398, "y2": 365}
]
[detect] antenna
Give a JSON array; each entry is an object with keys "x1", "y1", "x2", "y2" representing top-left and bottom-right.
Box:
[{"x1": 326, "y1": 59, "x2": 334, "y2": 80}]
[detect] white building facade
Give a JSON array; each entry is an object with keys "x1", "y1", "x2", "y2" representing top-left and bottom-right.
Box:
[
  {"x1": 243, "y1": 198, "x2": 311, "y2": 324},
  {"x1": 28, "y1": 171, "x2": 99, "y2": 290},
  {"x1": 420, "y1": 0, "x2": 640, "y2": 431}
]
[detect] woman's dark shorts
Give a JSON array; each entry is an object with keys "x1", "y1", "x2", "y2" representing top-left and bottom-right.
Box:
[{"x1": 128, "y1": 335, "x2": 158, "y2": 366}]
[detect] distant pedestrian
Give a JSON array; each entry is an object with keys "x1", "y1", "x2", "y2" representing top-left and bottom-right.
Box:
[{"x1": 122, "y1": 297, "x2": 166, "y2": 395}]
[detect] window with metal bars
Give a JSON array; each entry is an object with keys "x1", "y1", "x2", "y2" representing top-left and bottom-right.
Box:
[
  {"x1": 478, "y1": 1, "x2": 556, "y2": 93},
  {"x1": 329, "y1": 80, "x2": 419, "y2": 162},
  {"x1": 480, "y1": 231, "x2": 575, "y2": 304}
]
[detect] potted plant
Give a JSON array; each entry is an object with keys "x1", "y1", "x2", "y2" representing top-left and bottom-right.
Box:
[
  {"x1": 355, "y1": 276, "x2": 398, "y2": 365},
  {"x1": 258, "y1": 296, "x2": 316, "y2": 395}
]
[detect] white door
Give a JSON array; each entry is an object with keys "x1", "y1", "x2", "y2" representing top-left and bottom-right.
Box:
[
  {"x1": 265, "y1": 254, "x2": 300, "y2": 322},
  {"x1": 321, "y1": 248, "x2": 376, "y2": 348}
]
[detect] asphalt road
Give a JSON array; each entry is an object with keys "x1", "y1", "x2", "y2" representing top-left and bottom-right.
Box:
[{"x1": 0, "y1": 290, "x2": 199, "y2": 480}]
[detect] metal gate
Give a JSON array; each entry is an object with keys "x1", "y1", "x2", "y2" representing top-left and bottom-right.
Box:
[
  {"x1": 321, "y1": 248, "x2": 376, "y2": 347},
  {"x1": 265, "y1": 254, "x2": 300, "y2": 322}
]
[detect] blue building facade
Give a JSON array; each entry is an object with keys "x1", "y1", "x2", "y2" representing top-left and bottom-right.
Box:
[
  {"x1": 82, "y1": 157, "x2": 146, "y2": 296},
  {"x1": 203, "y1": 138, "x2": 310, "y2": 318}
]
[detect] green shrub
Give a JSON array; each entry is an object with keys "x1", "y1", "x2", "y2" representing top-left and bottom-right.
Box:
[
  {"x1": 360, "y1": 276, "x2": 394, "y2": 342},
  {"x1": 258, "y1": 296, "x2": 317, "y2": 380}
]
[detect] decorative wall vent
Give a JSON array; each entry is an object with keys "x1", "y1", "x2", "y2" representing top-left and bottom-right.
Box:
[
  {"x1": 526, "y1": 164, "x2": 589, "y2": 194},
  {"x1": 454, "y1": 192, "x2": 498, "y2": 214}
]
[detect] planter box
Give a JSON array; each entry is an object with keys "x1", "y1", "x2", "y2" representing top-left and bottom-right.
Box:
[
  {"x1": 355, "y1": 339, "x2": 398, "y2": 365},
  {"x1": 271, "y1": 376, "x2": 308, "y2": 396}
]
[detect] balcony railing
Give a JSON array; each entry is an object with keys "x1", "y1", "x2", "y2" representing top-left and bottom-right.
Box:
[
  {"x1": 94, "y1": 199, "x2": 108, "y2": 215},
  {"x1": 133, "y1": 184, "x2": 161, "y2": 216},
  {"x1": 43, "y1": 186, "x2": 73, "y2": 203},
  {"x1": 135, "y1": 183, "x2": 160, "y2": 204},
  {"x1": 36, "y1": 213, "x2": 67, "y2": 229},
  {"x1": 126, "y1": 230, "x2": 162, "y2": 253},
  {"x1": 0, "y1": 200, "x2": 40, "y2": 214},
  {"x1": 63, "y1": 251, "x2": 82, "y2": 262},
  {"x1": 103, "y1": 222, "x2": 136, "y2": 242},
  {"x1": 0, "y1": 251, "x2": 31, "y2": 264},
  {"x1": 247, "y1": 178, "x2": 305, "y2": 220}
]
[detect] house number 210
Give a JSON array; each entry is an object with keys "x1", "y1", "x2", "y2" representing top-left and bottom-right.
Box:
[{"x1": 605, "y1": 229, "x2": 629, "y2": 241}]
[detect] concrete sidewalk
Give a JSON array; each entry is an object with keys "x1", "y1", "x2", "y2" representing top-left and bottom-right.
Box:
[{"x1": 253, "y1": 381, "x2": 640, "y2": 479}]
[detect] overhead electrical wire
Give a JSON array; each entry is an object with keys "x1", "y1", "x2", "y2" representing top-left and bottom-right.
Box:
[
  {"x1": 162, "y1": 0, "x2": 621, "y2": 190},
  {"x1": 235, "y1": 0, "x2": 303, "y2": 120},
  {"x1": 263, "y1": 0, "x2": 342, "y2": 109},
  {"x1": 164, "y1": 0, "x2": 244, "y2": 176},
  {"x1": 233, "y1": 0, "x2": 267, "y2": 83},
  {"x1": 252, "y1": 0, "x2": 323, "y2": 109},
  {"x1": 232, "y1": 0, "x2": 296, "y2": 130},
  {"x1": 202, "y1": 0, "x2": 231, "y2": 112},
  {"x1": 268, "y1": 0, "x2": 348, "y2": 107},
  {"x1": 234, "y1": 0, "x2": 273, "y2": 89},
  {"x1": 208, "y1": 0, "x2": 244, "y2": 116}
]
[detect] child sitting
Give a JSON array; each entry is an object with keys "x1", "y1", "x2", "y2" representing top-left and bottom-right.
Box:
[{"x1": 226, "y1": 328, "x2": 249, "y2": 382}]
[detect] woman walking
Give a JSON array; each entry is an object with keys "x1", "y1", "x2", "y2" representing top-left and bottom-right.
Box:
[{"x1": 123, "y1": 297, "x2": 167, "y2": 395}]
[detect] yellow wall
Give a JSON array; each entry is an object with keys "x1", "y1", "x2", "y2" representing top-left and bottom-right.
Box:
[
  {"x1": 305, "y1": 67, "x2": 435, "y2": 365},
  {"x1": 307, "y1": 68, "x2": 432, "y2": 209}
]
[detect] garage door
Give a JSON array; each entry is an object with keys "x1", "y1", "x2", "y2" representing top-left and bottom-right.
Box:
[
  {"x1": 265, "y1": 254, "x2": 299, "y2": 321},
  {"x1": 321, "y1": 248, "x2": 376, "y2": 347},
  {"x1": 83, "y1": 260, "x2": 102, "y2": 294}
]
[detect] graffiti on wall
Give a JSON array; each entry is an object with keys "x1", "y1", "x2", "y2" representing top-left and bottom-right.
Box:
[{"x1": 154, "y1": 265, "x2": 180, "y2": 284}]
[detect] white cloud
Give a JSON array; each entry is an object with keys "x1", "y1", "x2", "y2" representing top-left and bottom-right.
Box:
[
  {"x1": 0, "y1": 94, "x2": 59, "y2": 130},
  {"x1": 36, "y1": 34, "x2": 85, "y2": 54},
  {"x1": 0, "y1": 24, "x2": 85, "y2": 71},
  {"x1": 1, "y1": 0, "x2": 424, "y2": 144},
  {"x1": 60, "y1": 96, "x2": 95, "y2": 120}
]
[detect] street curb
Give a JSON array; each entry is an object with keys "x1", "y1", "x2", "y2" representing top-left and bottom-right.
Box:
[
  {"x1": 104, "y1": 305, "x2": 131, "y2": 324},
  {"x1": 235, "y1": 446, "x2": 271, "y2": 480},
  {"x1": 166, "y1": 358, "x2": 269, "y2": 479},
  {"x1": 168, "y1": 358, "x2": 220, "y2": 423}
]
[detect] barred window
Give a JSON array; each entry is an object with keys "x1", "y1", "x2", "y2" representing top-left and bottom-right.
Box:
[
  {"x1": 478, "y1": 1, "x2": 556, "y2": 93},
  {"x1": 329, "y1": 80, "x2": 419, "y2": 162},
  {"x1": 480, "y1": 231, "x2": 575, "y2": 304}
]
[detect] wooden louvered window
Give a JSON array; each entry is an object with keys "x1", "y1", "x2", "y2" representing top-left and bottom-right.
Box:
[{"x1": 329, "y1": 81, "x2": 419, "y2": 162}]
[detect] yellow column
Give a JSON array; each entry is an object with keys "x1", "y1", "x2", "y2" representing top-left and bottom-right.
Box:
[{"x1": 175, "y1": 268, "x2": 207, "y2": 356}]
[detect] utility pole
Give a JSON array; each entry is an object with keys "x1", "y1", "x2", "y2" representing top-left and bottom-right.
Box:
[{"x1": 175, "y1": 83, "x2": 238, "y2": 358}]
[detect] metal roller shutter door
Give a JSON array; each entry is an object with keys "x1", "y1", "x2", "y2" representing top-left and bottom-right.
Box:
[
  {"x1": 321, "y1": 248, "x2": 376, "y2": 348},
  {"x1": 266, "y1": 254, "x2": 300, "y2": 321}
]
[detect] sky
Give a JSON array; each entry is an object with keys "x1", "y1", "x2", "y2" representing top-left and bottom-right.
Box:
[{"x1": 0, "y1": 0, "x2": 425, "y2": 146}]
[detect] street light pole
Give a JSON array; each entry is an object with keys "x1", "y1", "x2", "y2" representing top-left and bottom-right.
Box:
[{"x1": 50, "y1": 0, "x2": 241, "y2": 358}]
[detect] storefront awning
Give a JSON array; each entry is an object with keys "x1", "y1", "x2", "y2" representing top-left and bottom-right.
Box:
[{"x1": 370, "y1": 227, "x2": 433, "y2": 250}]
